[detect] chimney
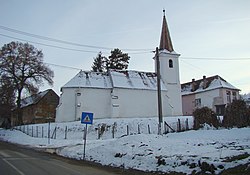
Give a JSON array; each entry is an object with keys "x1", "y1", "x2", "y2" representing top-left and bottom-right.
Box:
[
  {"x1": 202, "y1": 75, "x2": 207, "y2": 89},
  {"x1": 191, "y1": 79, "x2": 196, "y2": 92}
]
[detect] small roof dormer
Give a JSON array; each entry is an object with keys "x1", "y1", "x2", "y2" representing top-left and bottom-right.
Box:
[{"x1": 159, "y1": 10, "x2": 174, "y2": 52}]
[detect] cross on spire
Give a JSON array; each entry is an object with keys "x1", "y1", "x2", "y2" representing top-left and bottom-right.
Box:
[{"x1": 159, "y1": 10, "x2": 174, "y2": 52}]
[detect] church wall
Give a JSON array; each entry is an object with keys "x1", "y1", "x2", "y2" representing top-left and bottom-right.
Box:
[
  {"x1": 111, "y1": 88, "x2": 171, "y2": 118},
  {"x1": 158, "y1": 53, "x2": 180, "y2": 84},
  {"x1": 154, "y1": 52, "x2": 183, "y2": 116},
  {"x1": 56, "y1": 87, "x2": 112, "y2": 122},
  {"x1": 165, "y1": 84, "x2": 183, "y2": 116},
  {"x1": 56, "y1": 88, "x2": 76, "y2": 122},
  {"x1": 75, "y1": 88, "x2": 112, "y2": 119}
]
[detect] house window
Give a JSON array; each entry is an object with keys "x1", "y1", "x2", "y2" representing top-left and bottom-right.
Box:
[
  {"x1": 232, "y1": 91, "x2": 237, "y2": 100},
  {"x1": 195, "y1": 98, "x2": 201, "y2": 107},
  {"x1": 226, "y1": 91, "x2": 231, "y2": 103},
  {"x1": 169, "y1": 59, "x2": 173, "y2": 68}
]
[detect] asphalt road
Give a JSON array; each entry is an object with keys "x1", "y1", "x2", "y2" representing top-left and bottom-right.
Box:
[{"x1": 0, "y1": 141, "x2": 124, "y2": 175}]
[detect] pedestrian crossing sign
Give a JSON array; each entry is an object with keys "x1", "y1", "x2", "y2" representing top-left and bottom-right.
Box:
[{"x1": 81, "y1": 112, "x2": 94, "y2": 124}]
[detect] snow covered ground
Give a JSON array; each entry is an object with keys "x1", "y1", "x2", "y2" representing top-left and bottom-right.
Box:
[{"x1": 0, "y1": 116, "x2": 250, "y2": 174}]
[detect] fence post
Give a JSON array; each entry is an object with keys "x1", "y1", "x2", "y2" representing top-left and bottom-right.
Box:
[
  {"x1": 148, "y1": 124, "x2": 151, "y2": 134},
  {"x1": 27, "y1": 125, "x2": 29, "y2": 135},
  {"x1": 42, "y1": 126, "x2": 44, "y2": 138},
  {"x1": 127, "y1": 125, "x2": 129, "y2": 136},
  {"x1": 32, "y1": 126, "x2": 34, "y2": 137},
  {"x1": 64, "y1": 126, "x2": 67, "y2": 139},
  {"x1": 36, "y1": 126, "x2": 38, "y2": 137},
  {"x1": 54, "y1": 127, "x2": 56, "y2": 139},
  {"x1": 112, "y1": 124, "x2": 115, "y2": 138},
  {"x1": 164, "y1": 122, "x2": 167, "y2": 134},
  {"x1": 138, "y1": 124, "x2": 141, "y2": 134},
  {"x1": 185, "y1": 118, "x2": 189, "y2": 131},
  {"x1": 55, "y1": 127, "x2": 57, "y2": 139},
  {"x1": 97, "y1": 125, "x2": 101, "y2": 139},
  {"x1": 177, "y1": 119, "x2": 181, "y2": 132}
]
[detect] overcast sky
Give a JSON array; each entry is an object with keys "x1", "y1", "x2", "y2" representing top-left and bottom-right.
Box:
[{"x1": 0, "y1": 0, "x2": 250, "y2": 94}]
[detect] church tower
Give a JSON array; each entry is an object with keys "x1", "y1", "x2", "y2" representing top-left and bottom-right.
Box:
[{"x1": 156, "y1": 10, "x2": 183, "y2": 116}]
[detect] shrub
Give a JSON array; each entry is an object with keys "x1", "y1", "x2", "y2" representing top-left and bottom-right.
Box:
[
  {"x1": 193, "y1": 107, "x2": 219, "y2": 130},
  {"x1": 223, "y1": 100, "x2": 250, "y2": 128}
]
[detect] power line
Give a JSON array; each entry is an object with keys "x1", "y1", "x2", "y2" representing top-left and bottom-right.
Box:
[
  {"x1": 0, "y1": 33, "x2": 109, "y2": 54},
  {"x1": 0, "y1": 33, "x2": 153, "y2": 55},
  {"x1": 180, "y1": 57, "x2": 250, "y2": 60},
  {"x1": 0, "y1": 25, "x2": 152, "y2": 52},
  {"x1": 44, "y1": 62, "x2": 82, "y2": 71}
]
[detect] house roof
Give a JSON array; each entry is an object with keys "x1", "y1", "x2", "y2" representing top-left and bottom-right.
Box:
[
  {"x1": 20, "y1": 89, "x2": 56, "y2": 108},
  {"x1": 181, "y1": 75, "x2": 240, "y2": 96},
  {"x1": 159, "y1": 10, "x2": 174, "y2": 52},
  {"x1": 62, "y1": 70, "x2": 167, "y2": 91}
]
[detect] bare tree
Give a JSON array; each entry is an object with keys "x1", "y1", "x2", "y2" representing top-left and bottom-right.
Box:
[{"x1": 0, "y1": 41, "x2": 54, "y2": 125}]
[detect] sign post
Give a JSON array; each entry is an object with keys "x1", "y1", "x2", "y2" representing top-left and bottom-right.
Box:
[{"x1": 81, "y1": 112, "x2": 94, "y2": 160}]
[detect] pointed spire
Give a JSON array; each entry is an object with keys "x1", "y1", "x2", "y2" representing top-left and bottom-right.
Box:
[{"x1": 159, "y1": 10, "x2": 174, "y2": 52}]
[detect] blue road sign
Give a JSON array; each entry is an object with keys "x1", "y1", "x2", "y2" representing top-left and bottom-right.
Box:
[{"x1": 81, "y1": 112, "x2": 94, "y2": 124}]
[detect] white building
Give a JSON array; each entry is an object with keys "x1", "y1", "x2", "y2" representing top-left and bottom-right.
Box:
[{"x1": 56, "y1": 12, "x2": 183, "y2": 122}]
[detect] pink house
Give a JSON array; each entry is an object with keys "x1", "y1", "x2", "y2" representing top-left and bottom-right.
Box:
[{"x1": 181, "y1": 75, "x2": 240, "y2": 115}]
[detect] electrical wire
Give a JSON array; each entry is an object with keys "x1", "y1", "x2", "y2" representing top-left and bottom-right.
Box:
[
  {"x1": 180, "y1": 57, "x2": 250, "y2": 61},
  {"x1": 0, "y1": 33, "x2": 109, "y2": 54},
  {"x1": 0, "y1": 25, "x2": 152, "y2": 52},
  {"x1": 44, "y1": 62, "x2": 82, "y2": 71}
]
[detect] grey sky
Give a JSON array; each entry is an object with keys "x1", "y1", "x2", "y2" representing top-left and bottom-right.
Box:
[{"x1": 0, "y1": 0, "x2": 249, "y2": 94}]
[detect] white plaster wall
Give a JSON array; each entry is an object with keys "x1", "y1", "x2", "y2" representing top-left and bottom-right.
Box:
[
  {"x1": 75, "y1": 88, "x2": 112, "y2": 120},
  {"x1": 56, "y1": 88, "x2": 76, "y2": 122},
  {"x1": 159, "y1": 53, "x2": 180, "y2": 84},
  {"x1": 166, "y1": 85, "x2": 183, "y2": 115},
  {"x1": 111, "y1": 88, "x2": 172, "y2": 118},
  {"x1": 156, "y1": 52, "x2": 183, "y2": 115},
  {"x1": 195, "y1": 89, "x2": 220, "y2": 111},
  {"x1": 56, "y1": 88, "x2": 112, "y2": 122}
]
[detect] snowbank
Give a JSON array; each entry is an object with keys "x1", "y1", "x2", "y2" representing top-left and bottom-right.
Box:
[{"x1": 0, "y1": 117, "x2": 249, "y2": 174}]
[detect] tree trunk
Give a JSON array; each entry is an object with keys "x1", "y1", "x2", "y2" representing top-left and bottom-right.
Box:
[{"x1": 16, "y1": 89, "x2": 23, "y2": 125}]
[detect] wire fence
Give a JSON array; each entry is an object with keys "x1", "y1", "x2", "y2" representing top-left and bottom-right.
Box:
[{"x1": 13, "y1": 117, "x2": 193, "y2": 140}]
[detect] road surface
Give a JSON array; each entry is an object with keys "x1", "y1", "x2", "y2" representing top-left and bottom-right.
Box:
[{"x1": 0, "y1": 141, "x2": 124, "y2": 175}]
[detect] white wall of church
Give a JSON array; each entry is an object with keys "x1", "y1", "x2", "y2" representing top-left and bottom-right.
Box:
[
  {"x1": 158, "y1": 53, "x2": 180, "y2": 84},
  {"x1": 111, "y1": 88, "x2": 172, "y2": 118},
  {"x1": 56, "y1": 87, "x2": 176, "y2": 122},
  {"x1": 156, "y1": 52, "x2": 183, "y2": 115},
  {"x1": 165, "y1": 85, "x2": 183, "y2": 116},
  {"x1": 56, "y1": 88, "x2": 75, "y2": 122},
  {"x1": 56, "y1": 88, "x2": 112, "y2": 122}
]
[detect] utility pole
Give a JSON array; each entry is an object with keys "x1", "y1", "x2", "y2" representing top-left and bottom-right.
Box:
[{"x1": 156, "y1": 47, "x2": 163, "y2": 135}]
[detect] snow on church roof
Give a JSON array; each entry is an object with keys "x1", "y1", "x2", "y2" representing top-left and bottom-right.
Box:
[
  {"x1": 110, "y1": 70, "x2": 167, "y2": 90},
  {"x1": 63, "y1": 71, "x2": 112, "y2": 89},
  {"x1": 62, "y1": 70, "x2": 167, "y2": 91}
]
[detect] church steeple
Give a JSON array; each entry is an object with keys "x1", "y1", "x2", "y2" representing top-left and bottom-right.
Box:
[{"x1": 159, "y1": 10, "x2": 174, "y2": 52}]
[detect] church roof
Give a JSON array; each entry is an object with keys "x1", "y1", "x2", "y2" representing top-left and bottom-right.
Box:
[
  {"x1": 159, "y1": 10, "x2": 174, "y2": 52},
  {"x1": 62, "y1": 70, "x2": 167, "y2": 91},
  {"x1": 63, "y1": 71, "x2": 112, "y2": 89}
]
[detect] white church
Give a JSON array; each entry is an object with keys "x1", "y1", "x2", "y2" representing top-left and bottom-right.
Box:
[{"x1": 56, "y1": 12, "x2": 183, "y2": 122}]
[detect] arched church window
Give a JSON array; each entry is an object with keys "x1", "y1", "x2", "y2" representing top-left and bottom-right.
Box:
[{"x1": 169, "y1": 59, "x2": 173, "y2": 68}]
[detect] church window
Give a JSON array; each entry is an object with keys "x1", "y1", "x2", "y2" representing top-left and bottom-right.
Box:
[{"x1": 169, "y1": 59, "x2": 173, "y2": 68}]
